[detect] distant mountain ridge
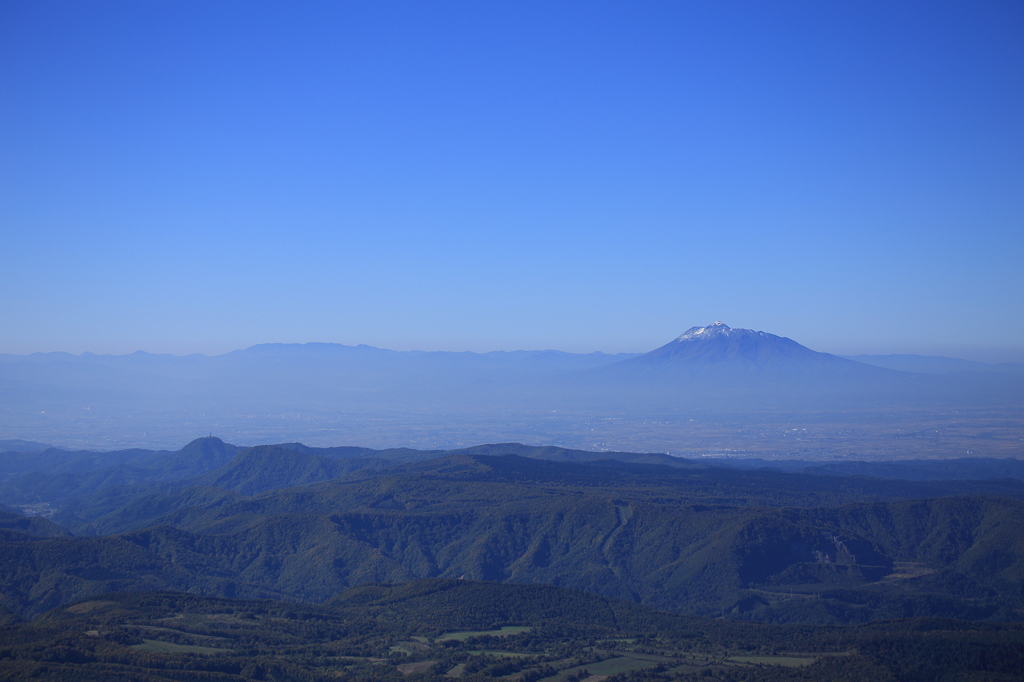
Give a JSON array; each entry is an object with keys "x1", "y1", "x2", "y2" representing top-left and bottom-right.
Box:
[
  {"x1": 5, "y1": 437, "x2": 1023, "y2": 541},
  {"x1": 0, "y1": 343, "x2": 638, "y2": 372},
  {"x1": 5, "y1": 435, "x2": 1024, "y2": 515},
  {"x1": 0, "y1": 439, "x2": 53, "y2": 453},
  {"x1": 3, "y1": 323, "x2": 1022, "y2": 449}
]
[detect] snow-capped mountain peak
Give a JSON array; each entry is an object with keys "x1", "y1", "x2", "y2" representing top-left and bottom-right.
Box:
[
  {"x1": 602, "y1": 321, "x2": 898, "y2": 388},
  {"x1": 677, "y1": 321, "x2": 737, "y2": 341},
  {"x1": 675, "y1": 322, "x2": 779, "y2": 343}
]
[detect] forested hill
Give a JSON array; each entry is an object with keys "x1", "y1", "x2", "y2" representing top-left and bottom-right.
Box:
[
  {"x1": 2, "y1": 449, "x2": 1024, "y2": 624},
  {"x1": 21, "y1": 450, "x2": 1024, "y2": 538},
  {"x1": 0, "y1": 438, "x2": 686, "y2": 502},
  {"x1": 6, "y1": 437, "x2": 1024, "y2": 521}
]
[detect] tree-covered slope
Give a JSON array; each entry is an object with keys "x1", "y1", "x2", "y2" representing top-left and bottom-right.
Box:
[
  {"x1": 0, "y1": 437, "x2": 239, "y2": 506},
  {"x1": 6, "y1": 449, "x2": 1024, "y2": 625},
  {"x1": 191, "y1": 445, "x2": 394, "y2": 496},
  {"x1": 4, "y1": 484, "x2": 1024, "y2": 623},
  {"x1": 53, "y1": 452, "x2": 1024, "y2": 537},
  {"x1": 9, "y1": 439, "x2": 1024, "y2": 531},
  {"x1": 0, "y1": 510, "x2": 70, "y2": 537},
  {"x1": 0, "y1": 528, "x2": 289, "y2": 616}
]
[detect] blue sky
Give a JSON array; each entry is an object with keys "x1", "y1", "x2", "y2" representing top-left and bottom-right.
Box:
[{"x1": 2, "y1": 1, "x2": 1022, "y2": 361}]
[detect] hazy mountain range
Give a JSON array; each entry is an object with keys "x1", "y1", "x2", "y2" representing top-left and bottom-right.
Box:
[{"x1": 2, "y1": 323, "x2": 1022, "y2": 452}]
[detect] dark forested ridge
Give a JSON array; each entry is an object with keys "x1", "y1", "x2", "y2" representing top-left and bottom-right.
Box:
[
  {"x1": 0, "y1": 510, "x2": 69, "y2": 537},
  {"x1": 2, "y1": 440, "x2": 1024, "y2": 627},
  {"x1": 6, "y1": 437, "x2": 1024, "y2": 518}
]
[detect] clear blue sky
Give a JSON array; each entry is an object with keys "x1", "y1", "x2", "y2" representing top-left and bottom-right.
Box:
[{"x1": 2, "y1": 1, "x2": 1022, "y2": 361}]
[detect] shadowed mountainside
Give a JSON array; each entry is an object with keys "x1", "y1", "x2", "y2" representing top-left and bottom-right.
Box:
[
  {"x1": 3, "y1": 452, "x2": 1024, "y2": 624},
  {"x1": 6, "y1": 439, "x2": 1024, "y2": 534}
]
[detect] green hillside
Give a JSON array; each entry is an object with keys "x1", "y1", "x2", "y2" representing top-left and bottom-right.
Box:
[
  {"x1": 0, "y1": 437, "x2": 240, "y2": 507},
  {"x1": 0, "y1": 510, "x2": 70, "y2": 537},
  {"x1": 46, "y1": 450, "x2": 1024, "y2": 538},
  {"x1": 4, "y1": 472, "x2": 1024, "y2": 622},
  {"x1": 192, "y1": 445, "x2": 393, "y2": 496},
  {"x1": 0, "y1": 527, "x2": 289, "y2": 616},
  {"x1": 10, "y1": 439, "x2": 1024, "y2": 528},
  {"x1": 5, "y1": 444, "x2": 1024, "y2": 626}
]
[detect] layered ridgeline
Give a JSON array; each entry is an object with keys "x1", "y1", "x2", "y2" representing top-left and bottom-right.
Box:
[
  {"x1": 3, "y1": 438, "x2": 1024, "y2": 625},
  {"x1": 5, "y1": 436, "x2": 1024, "y2": 532},
  {"x1": 5, "y1": 581, "x2": 1023, "y2": 682},
  {"x1": 2, "y1": 323, "x2": 1022, "y2": 450},
  {"x1": 0, "y1": 437, "x2": 693, "y2": 509}
]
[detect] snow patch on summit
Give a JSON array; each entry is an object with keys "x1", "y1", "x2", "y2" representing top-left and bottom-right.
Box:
[
  {"x1": 677, "y1": 322, "x2": 732, "y2": 341},
  {"x1": 676, "y1": 322, "x2": 771, "y2": 342}
]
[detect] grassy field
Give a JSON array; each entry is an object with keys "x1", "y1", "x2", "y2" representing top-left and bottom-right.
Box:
[
  {"x1": 538, "y1": 656, "x2": 657, "y2": 682},
  {"x1": 438, "y1": 626, "x2": 532, "y2": 641},
  {"x1": 612, "y1": 650, "x2": 679, "y2": 663},
  {"x1": 130, "y1": 639, "x2": 229, "y2": 655},
  {"x1": 397, "y1": 660, "x2": 439, "y2": 675},
  {"x1": 466, "y1": 650, "x2": 535, "y2": 658},
  {"x1": 390, "y1": 640, "x2": 432, "y2": 655},
  {"x1": 727, "y1": 654, "x2": 816, "y2": 667}
]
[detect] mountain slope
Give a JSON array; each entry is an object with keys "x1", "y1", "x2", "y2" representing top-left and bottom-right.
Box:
[
  {"x1": 0, "y1": 437, "x2": 240, "y2": 507},
  {"x1": 9, "y1": 455, "x2": 1024, "y2": 623},
  {"x1": 450, "y1": 443, "x2": 698, "y2": 467},
  {"x1": 0, "y1": 527, "x2": 288, "y2": 615},
  {"x1": 5, "y1": 491, "x2": 1024, "y2": 623},
  {"x1": 47, "y1": 452, "x2": 1024, "y2": 537},
  {"x1": 609, "y1": 322, "x2": 888, "y2": 379},
  {"x1": 0, "y1": 439, "x2": 52, "y2": 453},
  {"x1": 192, "y1": 445, "x2": 395, "y2": 496},
  {"x1": 0, "y1": 510, "x2": 70, "y2": 537},
  {"x1": 581, "y1": 322, "x2": 989, "y2": 413}
]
